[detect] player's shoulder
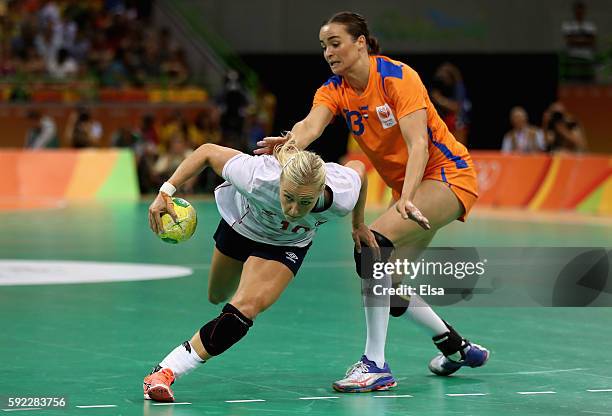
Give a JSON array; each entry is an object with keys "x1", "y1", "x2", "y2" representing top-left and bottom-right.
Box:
[
  {"x1": 319, "y1": 74, "x2": 344, "y2": 90},
  {"x1": 226, "y1": 154, "x2": 280, "y2": 181},
  {"x1": 322, "y1": 163, "x2": 361, "y2": 217},
  {"x1": 372, "y1": 55, "x2": 417, "y2": 77},
  {"x1": 251, "y1": 155, "x2": 282, "y2": 176},
  {"x1": 324, "y1": 162, "x2": 361, "y2": 185}
]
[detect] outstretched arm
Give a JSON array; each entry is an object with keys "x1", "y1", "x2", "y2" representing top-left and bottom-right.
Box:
[
  {"x1": 148, "y1": 144, "x2": 241, "y2": 234},
  {"x1": 166, "y1": 144, "x2": 241, "y2": 188},
  {"x1": 254, "y1": 105, "x2": 334, "y2": 153}
]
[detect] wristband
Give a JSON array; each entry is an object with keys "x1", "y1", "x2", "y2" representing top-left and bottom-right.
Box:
[{"x1": 159, "y1": 181, "x2": 176, "y2": 196}]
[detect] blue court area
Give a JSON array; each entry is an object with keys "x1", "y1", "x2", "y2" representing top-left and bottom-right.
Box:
[{"x1": 1, "y1": 201, "x2": 611, "y2": 415}]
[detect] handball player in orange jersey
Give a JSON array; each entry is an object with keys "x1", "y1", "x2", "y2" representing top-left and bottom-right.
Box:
[{"x1": 256, "y1": 11, "x2": 489, "y2": 392}]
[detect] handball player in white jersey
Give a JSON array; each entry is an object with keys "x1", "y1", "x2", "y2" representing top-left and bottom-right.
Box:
[{"x1": 143, "y1": 137, "x2": 372, "y2": 402}]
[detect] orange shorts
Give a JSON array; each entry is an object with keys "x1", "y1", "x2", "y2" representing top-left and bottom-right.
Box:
[{"x1": 391, "y1": 163, "x2": 479, "y2": 222}]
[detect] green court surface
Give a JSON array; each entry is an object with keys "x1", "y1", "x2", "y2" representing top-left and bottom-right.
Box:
[{"x1": 1, "y1": 201, "x2": 611, "y2": 416}]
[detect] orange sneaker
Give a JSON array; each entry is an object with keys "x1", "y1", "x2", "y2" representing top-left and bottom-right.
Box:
[{"x1": 143, "y1": 366, "x2": 175, "y2": 402}]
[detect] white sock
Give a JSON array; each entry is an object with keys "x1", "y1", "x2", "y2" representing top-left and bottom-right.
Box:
[
  {"x1": 159, "y1": 341, "x2": 204, "y2": 378},
  {"x1": 362, "y1": 275, "x2": 390, "y2": 369},
  {"x1": 405, "y1": 294, "x2": 449, "y2": 337}
]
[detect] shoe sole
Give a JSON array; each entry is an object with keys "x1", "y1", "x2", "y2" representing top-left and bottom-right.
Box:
[
  {"x1": 144, "y1": 384, "x2": 174, "y2": 402},
  {"x1": 332, "y1": 380, "x2": 397, "y2": 393}
]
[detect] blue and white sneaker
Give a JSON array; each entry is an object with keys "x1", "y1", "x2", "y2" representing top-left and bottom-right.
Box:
[
  {"x1": 332, "y1": 355, "x2": 397, "y2": 393},
  {"x1": 428, "y1": 342, "x2": 490, "y2": 376}
]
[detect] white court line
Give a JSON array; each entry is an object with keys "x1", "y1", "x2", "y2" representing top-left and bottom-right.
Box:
[
  {"x1": 517, "y1": 391, "x2": 556, "y2": 395},
  {"x1": 1, "y1": 410, "x2": 43, "y2": 412},
  {"x1": 225, "y1": 399, "x2": 266, "y2": 403},
  {"x1": 76, "y1": 405, "x2": 117, "y2": 408},
  {"x1": 373, "y1": 394, "x2": 413, "y2": 398},
  {"x1": 446, "y1": 393, "x2": 488, "y2": 397},
  {"x1": 152, "y1": 402, "x2": 191, "y2": 406},
  {"x1": 298, "y1": 397, "x2": 339, "y2": 400},
  {"x1": 476, "y1": 368, "x2": 586, "y2": 376},
  {"x1": 587, "y1": 389, "x2": 612, "y2": 392}
]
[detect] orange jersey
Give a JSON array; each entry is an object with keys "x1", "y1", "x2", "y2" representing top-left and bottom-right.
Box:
[{"x1": 313, "y1": 55, "x2": 478, "y2": 202}]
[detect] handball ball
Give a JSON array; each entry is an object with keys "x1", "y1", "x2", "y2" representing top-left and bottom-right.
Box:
[{"x1": 159, "y1": 197, "x2": 198, "y2": 244}]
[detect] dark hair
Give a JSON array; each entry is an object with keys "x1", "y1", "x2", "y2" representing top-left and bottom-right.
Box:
[{"x1": 323, "y1": 11, "x2": 380, "y2": 55}]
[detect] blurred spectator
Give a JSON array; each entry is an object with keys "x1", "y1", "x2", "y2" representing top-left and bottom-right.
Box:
[
  {"x1": 189, "y1": 108, "x2": 221, "y2": 147},
  {"x1": 561, "y1": 0, "x2": 597, "y2": 82},
  {"x1": 161, "y1": 47, "x2": 190, "y2": 86},
  {"x1": 218, "y1": 70, "x2": 249, "y2": 151},
  {"x1": 159, "y1": 110, "x2": 188, "y2": 151},
  {"x1": 99, "y1": 48, "x2": 129, "y2": 87},
  {"x1": 65, "y1": 106, "x2": 103, "y2": 148},
  {"x1": 543, "y1": 102, "x2": 587, "y2": 152},
  {"x1": 38, "y1": 1, "x2": 61, "y2": 28},
  {"x1": 48, "y1": 47, "x2": 78, "y2": 79},
  {"x1": 430, "y1": 62, "x2": 471, "y2": 145},
  {"x1": 152, "y1": 134, "x2": 197, "y2": 193},
  {"x1": 69, "y1": 27, "x2": 91, "y2": 64},
  {"x1": 34, "y1": 19, "x2": 62, "y2": 67},
  {"x1": 24, "y1": 110, "x2": 58, "y2": 149},
  {"x1": 138, "y1": 113, "x2": 160, "y2": 146},
  {"x1": 111, "y1": 126, "x2": 139, "y2": 148},
  {"x1": 246, "y1": 83, "x2": 276, "y2": 150},
  {"x1": 132, "y1": 114, "x2": 160, "y2": 193},
  {"x1": 501, "y1": 106, "x2": 546, "y2": 153}
]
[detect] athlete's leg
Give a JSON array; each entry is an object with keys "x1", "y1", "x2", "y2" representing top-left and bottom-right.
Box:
[
  {"x1": 360, "y1": 181, "x2": 459, "y2": 362},
  {"x1": 371, "y1": 180, "x2": 488, "y2": 375},
  {"x1": 336, "y1": 180, "x2": 486, "y2": 392},
  {"x1": 207, "y1": 248, "x2": 243, "y2": 304},
  {"x1": 190, "y1": 256, "x2": 294, "y2": 360},
  {"x1": 145, "y1": 257, "x2": 294, "y2": 402},
  {"x1": 335, "y1": 180, "x2": 460, "y2": 392}
]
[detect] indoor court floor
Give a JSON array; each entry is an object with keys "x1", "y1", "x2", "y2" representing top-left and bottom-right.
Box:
[{"x1": 1, "y1": 200, "x2": 611, "y2": 415}]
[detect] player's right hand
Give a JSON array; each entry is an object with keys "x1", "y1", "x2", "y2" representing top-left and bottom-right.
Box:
[
  {"x1": 254, "y1": 136, "x2": 288, "y2": 155},
  {"x1": 352, "y1": 223, "x2": 381, "y2": 261},
  {"x1": 148, "y1": 192, "x2": 178, "y2": 235}
]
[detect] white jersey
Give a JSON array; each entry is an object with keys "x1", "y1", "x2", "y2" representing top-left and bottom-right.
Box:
[{"x1": 215, "y1": 154, "x2": 361, "y2": 247}]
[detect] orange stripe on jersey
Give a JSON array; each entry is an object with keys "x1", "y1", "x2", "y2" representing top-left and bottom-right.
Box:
[{"x1": 313, "y1": 55, "x2": 478, "y2": 199}]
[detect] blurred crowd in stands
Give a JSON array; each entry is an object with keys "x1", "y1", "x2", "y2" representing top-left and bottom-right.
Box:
[
  {"x1": 0, "y1": 0, "x2": 195, "y2": 91},
  {"x1": 24, "y1": 71, "x2": 278, "y2": 194},
  {"x1": 9, "y1": 0, "x2": 278, "y2": 193},
  {"x1": 11, "y1": 0, "x2": 595, "y2": 195}
]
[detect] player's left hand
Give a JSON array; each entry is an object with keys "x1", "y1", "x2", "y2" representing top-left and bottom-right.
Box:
[
  {"x1": 352, "y1": 223, "x2": 381, "y2": 261},
  {"x1": 396, "y1": 197, "x2": 431, "y2": 230}
]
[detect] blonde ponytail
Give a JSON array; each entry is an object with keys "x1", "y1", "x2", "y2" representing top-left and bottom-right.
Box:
[{"x1": 273, "y1": 132, "x2": 326, "y2": 190}]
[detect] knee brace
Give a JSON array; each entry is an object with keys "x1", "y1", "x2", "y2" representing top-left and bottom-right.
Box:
[
  {"x1": 354, "y1": 230, "x2": 394, "y2": 279},
  {"x1": 432, "y1": 321, "x2": 467, "y2": 359},
  {"x1": 199, "y1": 303, "x2": 253, "y2": 356}
]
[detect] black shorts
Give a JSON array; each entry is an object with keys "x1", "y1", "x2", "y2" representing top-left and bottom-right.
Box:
[{"x1": 212, "y1": 219, "x2": 311, "y2": 276}]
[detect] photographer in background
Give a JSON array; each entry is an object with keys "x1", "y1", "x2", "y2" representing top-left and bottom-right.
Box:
[{"x1": 543, "y1": 102, "x2": 587, "y2": 153}]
